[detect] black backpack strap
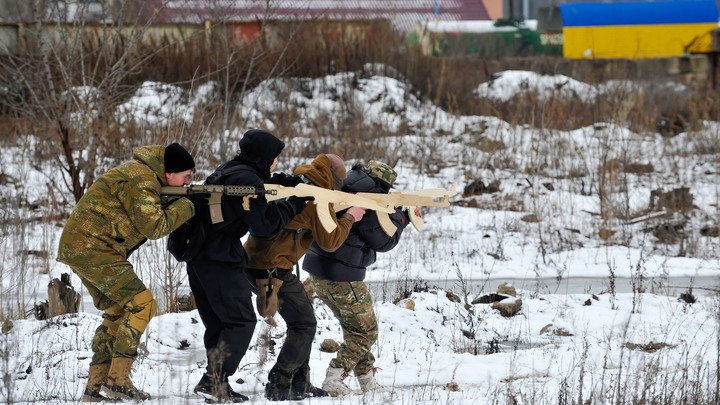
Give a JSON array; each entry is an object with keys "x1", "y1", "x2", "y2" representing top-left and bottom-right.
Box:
[
  {"x1": 293, "y1": 229, "x2": 304, "y2": 278},
  {"x1": 205, "y1": 162, "x2": 248, "y2": 185}
]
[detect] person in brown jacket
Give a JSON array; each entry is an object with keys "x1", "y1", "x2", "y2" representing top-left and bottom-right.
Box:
[{"x1": 243, "y1": 153, "x2": 365, "y2": 401}]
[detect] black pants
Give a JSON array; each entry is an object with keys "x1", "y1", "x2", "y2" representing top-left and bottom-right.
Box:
[
  {"x1": 245, "y1": 268, "x2": 317, "y2": 387},
  {"x1": 188, "y1": 259, "x2": 256, "y2": 379}
]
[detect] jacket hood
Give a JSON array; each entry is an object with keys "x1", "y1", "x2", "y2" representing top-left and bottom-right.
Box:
[
  {"x1": 233, "y1": 130, "x2": 285, "y2": 180},
  {"x1": 133, "y1": 145, "x2": 167, "y2": 185},
  {"x1": 342, "y1": 168, "x2": 389, "y2": 194},
  {"x1": 293, "y1": 154, "x2": 334, "y2": 189}
]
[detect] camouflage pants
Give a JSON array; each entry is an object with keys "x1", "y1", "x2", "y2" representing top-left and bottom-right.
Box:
[
  {"x1": 310, "y1": 277, "x2": 378, "y2": 376},
  {"x1": 72, "y1": 261, "x2": 149, "y2": 366}
]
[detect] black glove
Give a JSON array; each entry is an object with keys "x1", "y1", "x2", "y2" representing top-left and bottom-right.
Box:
[
  {"x1": 186, "y1": 193, "x2": 210, "y2": 212},
  {"x1": 287, "y1": 195, "x2": 315, "y2": 214},
  {"x1": 267, "y1": 172, "x2": 304, "y2": 187}
]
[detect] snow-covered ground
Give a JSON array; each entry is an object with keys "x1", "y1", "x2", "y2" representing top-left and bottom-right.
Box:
[
  {"x1": 5, "y1": 287, "x2": 717, "y2": 404},
  {"x1": 1, "y1": 67, "x2": 719, "y2": 403}
]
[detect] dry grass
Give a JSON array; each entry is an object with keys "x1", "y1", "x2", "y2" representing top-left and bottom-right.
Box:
[
  {"x1": 1, "y1": 19, "x2": 718, "y2": 155},
  {"x1": 0, "y1": 17, "x2": 718, "y2": 310}
]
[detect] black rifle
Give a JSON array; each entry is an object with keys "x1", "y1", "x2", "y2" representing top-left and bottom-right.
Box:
[{"x1": 161, "y1": 185, "x2": 277, "y2": 224}]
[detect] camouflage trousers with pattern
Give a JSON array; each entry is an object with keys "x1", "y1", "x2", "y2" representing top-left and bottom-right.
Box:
[
  {"x1": 310, "y1": 277, "x2": 378, "y2": 376},
  {"x1": 72, "y1": 261, "x2": 156, "y2": 366}
]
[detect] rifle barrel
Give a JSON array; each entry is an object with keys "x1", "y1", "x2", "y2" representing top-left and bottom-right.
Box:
[{"x1": 161, "y1": 185, "x2": 276, "y2": 197}]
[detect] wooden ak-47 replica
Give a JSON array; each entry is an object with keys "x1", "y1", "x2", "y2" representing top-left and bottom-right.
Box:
[
  {"x1": 264, "y1": 183, "x2": 458, "y2": 236},
  {"x1": 162, "y1": 183, "x2": 458, "y2": 236}
]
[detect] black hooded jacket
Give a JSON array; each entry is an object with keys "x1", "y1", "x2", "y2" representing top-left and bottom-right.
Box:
[
  {"x1": 189, "y1": 130, "x2": 300, "y2": 265},
  {"x1": 302, "y1": 168, "x2": 409, "y2": 282}
]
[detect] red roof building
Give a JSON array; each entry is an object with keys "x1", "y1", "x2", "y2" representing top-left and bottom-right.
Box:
[{"x1": 134, "y1": 0, "x2": 491, "y2": 31}]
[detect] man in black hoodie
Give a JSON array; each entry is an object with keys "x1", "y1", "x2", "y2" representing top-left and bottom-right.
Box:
[
  {"x1": 186, "y1": 130, "x2": 310, "y2": 403},
  {"x1": 303, "y1": 160, "x2": 419, "y2": 396}
]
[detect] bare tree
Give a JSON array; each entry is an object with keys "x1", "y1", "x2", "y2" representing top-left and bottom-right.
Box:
[{"x1": 0, "y1": 1, "x2": 170, "y2": 202}]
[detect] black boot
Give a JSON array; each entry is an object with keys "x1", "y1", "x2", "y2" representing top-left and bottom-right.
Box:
[
  {"x1": 264, "y1": 382, "x2": 290, "y2": 401},
  {"x1": 290, "y1": 379, "x2": 330, "y2": 400},
  {"x1": 194, "y1": 373, "x2": 248, "y2": 403}
]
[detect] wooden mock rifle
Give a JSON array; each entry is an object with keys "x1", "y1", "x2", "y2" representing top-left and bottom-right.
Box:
[{"x1": 266, "y1": 183, "x2": 458, "y2": 236}]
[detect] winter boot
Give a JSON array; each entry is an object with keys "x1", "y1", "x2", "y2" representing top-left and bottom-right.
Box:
[
  {"x1": 194, "y1": 373, "x2": 248, "y2": 403},
  {"x1": 290, "y1": 379, "x2": 330, "y2": 399},
  {"x1": 321, "y1": 367, "x2": 352, "y2": 397},
  {"x1": 101, "y1": 357, "x2": 151, "y2": 401},
  {"x1": 82, "y1": 364, "x2": 114, "y2": 402},
  {"x1": 357, "y1": 369, "x2": 382, "y2": 392},
  {"x1": 264, "y1": 381, "x2": 291, "y2": 401}
]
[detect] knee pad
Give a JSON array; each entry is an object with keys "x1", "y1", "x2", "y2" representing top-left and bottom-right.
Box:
[{"x1": 125, "y1": 289, "x2": 157, "y2": 333}]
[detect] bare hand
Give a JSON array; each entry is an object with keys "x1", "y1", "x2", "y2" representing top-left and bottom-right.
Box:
[
  {"x1": 414, "y1": 207, "x2": 422, "y2": 217},
  {"x1": 346, "y1": 207, "x2": 366, "y2": 222}
]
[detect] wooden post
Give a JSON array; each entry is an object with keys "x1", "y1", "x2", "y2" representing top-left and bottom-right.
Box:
[
  {"x1": 47, "y1": 273, "x2": 80, "y2": 318},
  {"x1": 710, "y1": 28, "x2": 720, "y2": 90}
]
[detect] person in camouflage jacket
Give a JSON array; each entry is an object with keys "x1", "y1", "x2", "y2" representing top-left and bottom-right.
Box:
[
  {"x1": 303, "y1": 160, "x2": 419, "y2": 396},
  {"x1": 56, "y1": 143, "x2": 196, "y2": 402}
]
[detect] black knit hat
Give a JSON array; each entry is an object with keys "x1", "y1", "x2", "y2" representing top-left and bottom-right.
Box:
[{"x1": 164, "y1": 143, "x2": 195, "y2": 173}]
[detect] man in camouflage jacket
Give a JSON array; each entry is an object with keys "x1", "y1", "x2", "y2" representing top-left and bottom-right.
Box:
[{"x1": 57, "y1": 143, "x2": 196, "y2": 402}]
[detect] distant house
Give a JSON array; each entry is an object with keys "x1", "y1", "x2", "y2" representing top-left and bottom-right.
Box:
[
  {"x1": 0, "y1": 1, "x2": 498, "y2": 33},
  {"x1": 130, "y1": 0, "x2": 492, "y2": 32},
  {"x1": 0, "y1": 0, "x2": 501, "y2": 56}
]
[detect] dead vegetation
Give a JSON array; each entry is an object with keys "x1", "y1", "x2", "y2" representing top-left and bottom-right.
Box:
[{"x1": 0, "y1": 12, "x2": 718, "y2": 310}]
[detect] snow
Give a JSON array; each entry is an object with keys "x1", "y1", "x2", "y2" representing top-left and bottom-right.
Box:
[
  {"x1": 116, "y1": 81, "x2": 219, "y2": 125},
  {"x1": 476, "y1": 70, "x2": 690, "y2": 103},
  {"x1": 417, "y1": 19, "x2": 539, "y2": 34},
  {"x1": 4, "y1": 288, "x2": 717, "y2": 403},
  {"x1": 1, "y1": 67, "x2": 720, "y2": 403}
]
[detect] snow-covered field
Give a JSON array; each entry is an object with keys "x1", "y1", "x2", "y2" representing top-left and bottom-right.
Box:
[{"x1": 1, "y1": 67, "x2": 719, "y2": 404}]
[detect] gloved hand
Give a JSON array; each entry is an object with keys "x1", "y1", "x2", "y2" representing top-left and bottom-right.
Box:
[
  {"x1": 267, "y1": 172, "x2": 304, "y2": 187},
  {"x1": 186, "y1": 193, "x2": 210, "y2": 212},
  {"x1": 287, "y1": 195, "x2": 315, "y2": 214}
]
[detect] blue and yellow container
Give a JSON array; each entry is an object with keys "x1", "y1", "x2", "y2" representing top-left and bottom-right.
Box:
[{"x1": 560, "y1": 0, "x2": 719, "y2": 59}]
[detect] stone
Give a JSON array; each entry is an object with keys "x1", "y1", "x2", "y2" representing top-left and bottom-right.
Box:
[
  {"x1": 497, "y1": 282, "x2": 516, "y2": 297},
  {"x1": 319, "y1": 339, "x2": 341, "y2": 353},
  {"x1": 492, "y1": 299, "x2": 522, "y2": 317}
]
